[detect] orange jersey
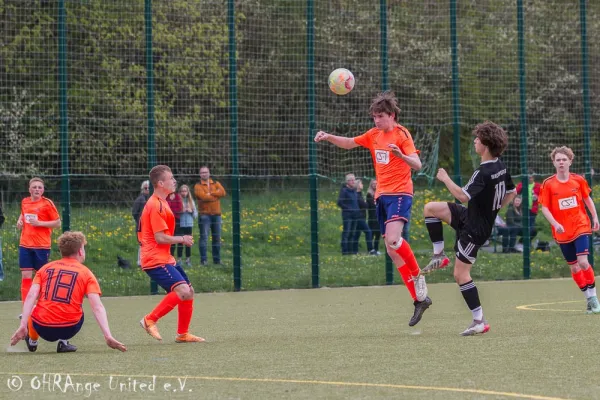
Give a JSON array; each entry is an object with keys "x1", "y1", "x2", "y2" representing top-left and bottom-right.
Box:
[
  {"x1": 32, "y1": 258, "x2": 101, "y2": 327},
  {"x1": 539, "y1": 174, "x2": 592, "y2": 243},
  {"x1": 137, "y1": 194, "x2": 176, "y2": 269},
  {"x1": 20, "y1": 197, "x2": 60, "y2": 249},
  {"x1": 353, "y1": 125, "x2": 419, "y2": 198}
]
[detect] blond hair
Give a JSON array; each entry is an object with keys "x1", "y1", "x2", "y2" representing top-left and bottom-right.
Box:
[
  {"x1": 550, "y1": 146, "x2": 574, "y2": 161},
  {"x1": 179, "y1": 184, "x2": 197, "y2": 212},
  {"x1": 58, "y1": 231, "x2": 87, "y2": 257},
  {"x1": 29, "y1": 177, "x2": 44, "y2": 187}
]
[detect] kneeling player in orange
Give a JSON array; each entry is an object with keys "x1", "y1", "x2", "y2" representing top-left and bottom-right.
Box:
[
  {"x1": 138, "y1": 165, "x2": 205, "y2": 343},
  {"x1": 10, "y1": 231, "x2": 126, "y2": 353}
]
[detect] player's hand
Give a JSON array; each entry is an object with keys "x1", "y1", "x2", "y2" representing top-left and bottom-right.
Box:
[
  {"x1": 387, "y1": 144, "x2": 404, "y2": 158},
  {"x1": 554, "y1": 223, "x2": 565, "y2": 234},
  {"x1": 182, "y1": 235, "x2": 194, "y2": 247},
  {"x1": 10, "y1": 325, "x2": 27, "y2": 346},
  {"x1": 436, "y1": 168, "x2": 450, "y2": 183},
  {"x1": 592, "y1": 217, "x2": 599, "y2": 232},
  {"x1": 16, "y1": 219, "x2": 23, "y2": 230},
  {"x1": 29, "y1": 219, "x2": 42, "y2": 227},
  {"x1": 106, "y1": 336, "x2": 127, "y2": 352},
  {"x1": 314, "y1": 131, "x2": 329, "y2": 142}
]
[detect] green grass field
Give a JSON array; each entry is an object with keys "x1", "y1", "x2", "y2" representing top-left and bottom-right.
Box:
[
  {"x1": 1, "y1": 185, "x2": 593, "y2": 300},
  {"x1": 0, "y1": 279, "x2": 598, "y2": 399}
]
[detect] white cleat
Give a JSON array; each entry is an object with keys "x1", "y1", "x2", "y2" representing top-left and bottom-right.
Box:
[{"x1": 460, "y1": 319, "x2": 490, "y2": 336}]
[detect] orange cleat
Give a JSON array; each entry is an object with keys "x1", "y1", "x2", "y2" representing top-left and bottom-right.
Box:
[
  {"x1": 175, "y1": 333, "x2": 206, "y2": 343},
  {"x1": 140, "y1": 317, "x2": 162, "y2": 341}
]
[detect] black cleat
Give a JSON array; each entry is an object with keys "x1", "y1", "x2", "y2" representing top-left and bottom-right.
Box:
[
  {"x1": 57, "y1": 340, "x2": 77, "y2": 353},
  {"x1": 25, "y1": 334, "x2": 38, "y2": 352},
  {"x1": 408, "y1": 296, "x2": 432, "y2": 327}
]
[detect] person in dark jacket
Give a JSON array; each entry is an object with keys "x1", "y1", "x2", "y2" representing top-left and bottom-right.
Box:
[
  {"x1": 366, "y1": 179, "x2": 381, "y2": 255},
  {"x1": 497, "y1": 196, "x2": 537, "y2": 253},
  {"x1": 337, "y1": 173, "x2": 359, "y2": 255},
  {"x1": 132, "y1": 180, "x2": 150, "y2": 266},
  {"x1": 352, "y1": 179, "x2": 374, "y2": 254}
]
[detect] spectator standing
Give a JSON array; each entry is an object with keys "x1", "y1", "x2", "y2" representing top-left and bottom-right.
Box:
[
  {"x1": 0, "y1": 202, "x2": 4, "y2": 281},
  {"x1": 177, "y1": 185, "x2": 198, "y2": 267},
  {"x1": 337, "y1": 173, "x2": 359, "y2": 255},
  {"x1": 515, "y1": 169, "x2": 541, "y2": 234},
  {"x1": 166, "y1": 191, "x2": 183, "y2": 258},
  {"x1": 366, "y1": 180, "x2": 381, "y2": 255},
  {"x1": 352, "y1": 179, "x2": 374, "y2": 254},
  {"x1": 132, "y1": 180, "x2": 150, "y2": 267},
  {"x1": 194, "y1": 166, "x2": 226, "y2": 265}
]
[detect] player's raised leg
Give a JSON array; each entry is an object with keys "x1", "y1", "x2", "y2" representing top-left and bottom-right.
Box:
[{"x1": 423, "y1": 201, "x2": 451, "y2": 273}]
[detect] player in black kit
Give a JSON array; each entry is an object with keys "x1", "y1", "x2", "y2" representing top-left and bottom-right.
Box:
[{"x1": 421, "y1": 121, "x2": 516, "y2": 335}]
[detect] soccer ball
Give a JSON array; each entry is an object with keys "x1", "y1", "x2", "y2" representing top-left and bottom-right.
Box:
[{"x1": 328, "y1": 68, "x2": 355, "y2": 95}]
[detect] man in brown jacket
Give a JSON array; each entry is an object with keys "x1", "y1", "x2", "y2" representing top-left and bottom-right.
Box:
[{"x1": 194, "y1": 166, "x2": 226, "y2": 265}]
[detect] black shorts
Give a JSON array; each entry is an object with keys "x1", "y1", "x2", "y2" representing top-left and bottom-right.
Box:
[{"x1": 447, "y1": 202, "x2": 481, "y2": 265}]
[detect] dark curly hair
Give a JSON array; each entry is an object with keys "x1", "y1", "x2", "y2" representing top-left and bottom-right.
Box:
[
  {"x1": 473, "y1": 121, "x2": 508, "y2": 157},
  {"x1": 369, "y1": 91, "x2": 401, "y2": 122}
]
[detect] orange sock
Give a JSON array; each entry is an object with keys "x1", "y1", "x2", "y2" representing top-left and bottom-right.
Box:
[
  {"x1": 177, "y1": 299, "x2": 194, "y2": 335},
  {"x1": 395, "y1": 239, "x2": 421, "y2": 277},
  {"x1": 397, "y1": 266, "x2": 417, "y2": 301},
  {"x1": 147, "y1": 291, "x2": 180, "y2": 322},
  {"x1": 571, "y1": 269, "x2": 587, "y2": 291},
  {"x1": 21, "y1": 278, "x2": 33, "y2": 302},
  {"x1": 27, "y1": 318, "x2": 39, "y2": 341},
  {"x1": 583, "y1": 266, "x2": 596, "y2": 286}
]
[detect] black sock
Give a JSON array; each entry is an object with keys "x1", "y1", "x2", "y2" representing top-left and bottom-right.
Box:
[
  {"x1": 459, "y1": 280, "x2": 481, "y2": 310},
  {"x1": 425, "y1": 218, "x2": 444, "y2": 243}
]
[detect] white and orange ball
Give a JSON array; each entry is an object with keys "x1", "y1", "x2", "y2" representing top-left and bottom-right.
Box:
[{"x1": 328, "y1": 68, "x2": 355, "y2": 95}]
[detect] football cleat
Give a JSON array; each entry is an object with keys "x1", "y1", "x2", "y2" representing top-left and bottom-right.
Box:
[
  {"x1": 57, "y1": 340, "x2": 77, "y2": 353},
  {"x1": 422, "y1": 252, "x2": 450, "y2": 274},
  {"x1": 25, "y1": 334, "x2": 38, "y2": 352},
  {"x1": 408, "y1": 296, "x2": 432, "y2": 327},
  {"x1": 175, "y1": 333, "x2": 206, "y2": 343},
  {"x1": 587, "y1": 296, "x2": 600, "y2": 314},
  {"x1": 140, "y1": 317, "x2": 163, "y2": 341},
  {"x1": 460, "y1": 319, "x2": 490, "y2": 336}
]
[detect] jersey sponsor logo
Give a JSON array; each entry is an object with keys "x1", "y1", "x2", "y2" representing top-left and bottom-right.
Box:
[
  {"x1": 375, "y1": 149, "x2": 390, "y2": 165},
  {"x1": 558, "y1": 196, "x2": 577, "y2": 210},
  {"x1": 24, "y1": 214, "x2": 38, "y2": 223},
  {"x1": 490, "y1": 169, "x2": 506, "y2": 179}
]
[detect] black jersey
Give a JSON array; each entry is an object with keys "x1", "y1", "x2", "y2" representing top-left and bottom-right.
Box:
[{"x1": 461, "y1": 158, "x2": 515, "y2": 243}]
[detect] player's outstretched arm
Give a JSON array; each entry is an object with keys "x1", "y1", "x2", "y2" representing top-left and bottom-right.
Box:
[
  {"x1": 10, "y1": 284, "x2": 41, "y2": 346},
  {"x1": 314, "y1": 131, "x2": 359, "y2": 150},
  {"x1": 87, "y1": 293, "x2": 127, "y2": 352},
  {"x1": 541, "y1": 206, "x2": 565, "y2": 234},
  {"x1": 583, "y1": 196, "x2": 600, "y2": 231}
]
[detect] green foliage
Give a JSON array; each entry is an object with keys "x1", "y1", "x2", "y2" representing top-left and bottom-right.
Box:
[
  {"x1": 0, "y1": 186, "x2": 582, "y2": 301},
  {"x1": 0, "y1": 1, "x2": 599, "y2": 179}
]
